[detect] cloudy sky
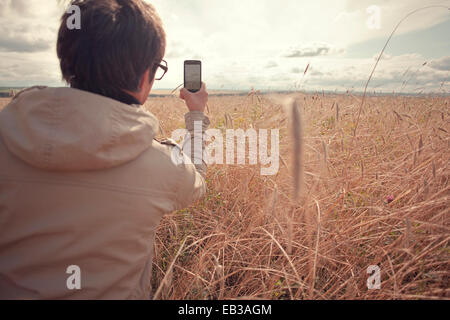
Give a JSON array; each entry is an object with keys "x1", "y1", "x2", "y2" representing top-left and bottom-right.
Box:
[{"x1": 0, "y1": 0, "x2": 449, "y2": 93}]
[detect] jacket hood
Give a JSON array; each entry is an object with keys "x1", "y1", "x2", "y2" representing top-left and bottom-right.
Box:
[{"x1": 0, "y1": 86, "x2": 159, "y2": 171}]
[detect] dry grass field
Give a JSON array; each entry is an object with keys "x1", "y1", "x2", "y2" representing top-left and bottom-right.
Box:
[
  {"x1": 145, "y1": 92, "x2": 449, "y2": 300},
  {"x1": 1, "y1": 92, "x2": 449, "y2": 299}
]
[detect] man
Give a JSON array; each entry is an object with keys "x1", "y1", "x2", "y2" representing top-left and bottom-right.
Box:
[{"x1": 0, "y1": 0, "x2": 209, "y2": 299}]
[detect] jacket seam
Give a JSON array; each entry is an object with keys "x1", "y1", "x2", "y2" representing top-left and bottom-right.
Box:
[
  {"x1": 109, "y1": 105, "x2": 121, "y2": 157},
  {"x1": 41, "y1": 99, "x2": 62, "y2": 168},
  {"x1": 0, "y1": 174, "x2": 175, "y2": 197}
]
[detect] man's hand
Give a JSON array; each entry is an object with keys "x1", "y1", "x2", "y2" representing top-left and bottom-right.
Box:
[{"x1": 179, "y1": 82, "x2": 208, "y2": 113}]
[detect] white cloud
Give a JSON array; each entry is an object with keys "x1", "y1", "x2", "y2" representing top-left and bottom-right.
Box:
[
  {"x1": 0, "y1": 23, "x2": 53, "y2": 52},
  {"x1": 265, "y1": 61, "x2": 278, "y2": 68},
  {"x1": 165, "y1": 41, "x2": 201, "y2": 59},
  {"x1": 373, "y1": 53, "x2": 392, "y2": 61},
  {"x1": 148, "y1": 0, "x2": 450, "y2": 91},
  {"x1": 0, "y1": 0, "x2": 58, "y2": 53},
  {"x1": 0, "y1": 0, "x2": 449, "y2": 92},
  {"x1": 428, "y1": 56, "x2": 450, "y2": 71},
  {"x1": 288, "y1": 53, "x2": 449, "y2": 93},
  {"x1": 283, "y1": 42, "x2": 344, "y2": 58},
  {"x1": 0, "y1": 0, "x2": 64, "y2": 86},
  {"x1": 339, "y1": 0, "x2": 450, "y2": 42}
]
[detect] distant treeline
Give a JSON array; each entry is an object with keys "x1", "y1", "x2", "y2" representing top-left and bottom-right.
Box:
[{"x1": 0, "y1": 87, "x2": 22, "y2": 98}]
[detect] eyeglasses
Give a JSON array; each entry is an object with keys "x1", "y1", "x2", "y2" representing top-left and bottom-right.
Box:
[{"x1": 154, "y1": 59, "x2": 168, "y2": 81}]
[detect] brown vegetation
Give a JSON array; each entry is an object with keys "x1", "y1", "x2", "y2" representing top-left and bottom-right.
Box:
[
  {"x1": 147, "y1": 92, "x2": 449, "y2": 300},
  {"x1": 1, "y1": 92, "x2": 448, "y2": 299}
]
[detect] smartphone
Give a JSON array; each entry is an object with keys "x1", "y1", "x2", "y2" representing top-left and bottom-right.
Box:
[{"x1": 184, "y1": 60, "x2": 202, "y2": 93}]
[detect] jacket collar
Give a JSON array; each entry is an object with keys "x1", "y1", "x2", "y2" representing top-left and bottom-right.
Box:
[{"x1": 114, "y1": 90, "x2": 142, "y2": 106}]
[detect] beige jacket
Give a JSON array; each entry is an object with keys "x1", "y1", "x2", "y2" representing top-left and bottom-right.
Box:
[{"x1": 0, "y1": 86, "x2": 209, "y2": 299}]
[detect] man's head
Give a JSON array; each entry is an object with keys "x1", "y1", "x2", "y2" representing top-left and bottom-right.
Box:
[{"x1": 57, "y1": 0, "x2": 166, "y2": 104}]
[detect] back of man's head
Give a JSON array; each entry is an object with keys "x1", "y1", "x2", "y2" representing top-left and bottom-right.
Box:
[{"x1": 57, "y1": 0, "x2": 166, "y2": 102}]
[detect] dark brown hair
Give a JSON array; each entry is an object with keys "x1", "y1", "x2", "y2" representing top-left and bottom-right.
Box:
[{"x1": 57, "y1": 0, "x2": 166, "y2": 101}]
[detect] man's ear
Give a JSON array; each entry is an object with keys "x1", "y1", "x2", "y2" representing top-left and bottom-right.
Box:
[{"x1": 138, "y1": 68, "x2": 151, "y2": 91}]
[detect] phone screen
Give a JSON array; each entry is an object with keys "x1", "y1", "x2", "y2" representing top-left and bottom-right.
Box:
[{"x1": 184, "y1": 62, "x2": 201, "y2": 93}]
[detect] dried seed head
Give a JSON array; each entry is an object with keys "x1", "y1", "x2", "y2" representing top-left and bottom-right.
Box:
[
  {"x1": 404, "y1": 217, "x2": 411, "y2": 248},
  {"x1": 291, "y1": 99, "x2": 304, "y2": 201},
  {"x1": 336, "y1": 103, "x2": 340, "y2": 123},
  {"x1": 432, "y1": 161, "x2": 436, "y2": 179},
  {"x1": 418, "y1": 135, "x2": 423, "y2": 156},
  {"x1": 361, "y1": 160, "x2": 364, "y2": 178}
]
